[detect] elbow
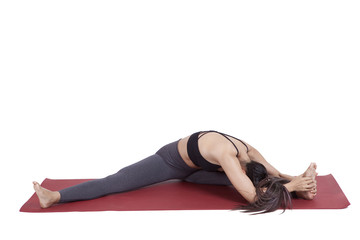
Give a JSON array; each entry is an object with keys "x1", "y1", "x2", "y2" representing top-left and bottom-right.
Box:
[
  {"x1": 235, "y1": 188, "x2": 257, "y2": 204},
  {"x1": 248, "y1": 195, "x2": 257, "y2": 204},
  {"x1": 272, "y1": 172, "x2": 281, "y2": 178},
  {"x1": 244, "y1": 191, "x2": 257, "y2": 204}
]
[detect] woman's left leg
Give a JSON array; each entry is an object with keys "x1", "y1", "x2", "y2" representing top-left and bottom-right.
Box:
[{"x1": 184, "y1": 170, "x2": 232, "y2": 186}]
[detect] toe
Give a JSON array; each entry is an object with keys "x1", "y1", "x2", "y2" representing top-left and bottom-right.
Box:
[
  {"x1": 33, "y1": 182, "x2": 38, "y2": 191},
  {"x1": 33, "y1": 181, "x2": 40, "y2": 186},
  {"x1": 311, "y1": 162, "x2": 317, "y2": 170}
]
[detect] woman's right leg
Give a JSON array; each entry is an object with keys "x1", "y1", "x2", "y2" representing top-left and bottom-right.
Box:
[{"x1": 34, "y1": 151, "x2": 196, "y2": 208}]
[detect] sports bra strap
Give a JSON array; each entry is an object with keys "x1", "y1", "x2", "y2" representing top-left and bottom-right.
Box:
[{"x1": 198, "y1": 130, "x2": 249, "y2": 156}]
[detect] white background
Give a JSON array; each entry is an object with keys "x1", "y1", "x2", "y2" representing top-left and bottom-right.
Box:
[{"x1": 1, "y1": 1, "x2": 359, "y2": 239}]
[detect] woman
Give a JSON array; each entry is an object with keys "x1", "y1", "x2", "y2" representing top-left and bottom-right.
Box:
[{"x1": 33, "y1": 130, "x2": 317, "y2": 213}]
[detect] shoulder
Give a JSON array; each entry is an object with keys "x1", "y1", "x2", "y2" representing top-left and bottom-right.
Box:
[
  {"x1": 243, "y1": 141, "x2": 256, "y2": 154},
  {"x1": 199, "y1": 132, "x2": 238, "y2": 159}
]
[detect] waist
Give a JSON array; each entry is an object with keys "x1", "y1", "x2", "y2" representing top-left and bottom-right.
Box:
[
  {"x1": 186, "y1": 132, "x2": 221, "y2": 172},
  {"x1": 156, "y1": 139, "x2": 197, "y2": 171},
  {"x1": 178, "y1": 137, "x2": 202, "y2": 169}
]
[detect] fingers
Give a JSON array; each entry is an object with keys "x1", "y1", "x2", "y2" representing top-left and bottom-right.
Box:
[
  {"x1": 301, "y1": 177, "x2": 317, "y2": 191},
  {"x1": 307, "y1": 181, "x2": 317, "y2": 193},
  {"x1": 303, "y1": 176, "x2": 316, "y2": 184},
  {"x1": 302, "y1": 176, "x2": 313, "y2": 181},
  {"x1": 308, "y1": 179, "x2": 317, "y2": 188},
  {"x1": 311, "y1": 188, "x2": 317, "y2": 194},
  {"x1": 292, "y1": 175, "x2": 318, "y2": 192},
  {"x1": 307, "y1": 182, "x2": 316, "y2": 190},
  {"x1": 303, "y1": 177, "x2": 315, "y2": 186}
]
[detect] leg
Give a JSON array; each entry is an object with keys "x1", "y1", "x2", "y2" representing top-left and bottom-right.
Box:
[
  {"x1": 184, "y1": 170, "x2": 232, "y2": 186},
  {"x1": 34, "y1": 153, "x2": 195, "y2": 208}
]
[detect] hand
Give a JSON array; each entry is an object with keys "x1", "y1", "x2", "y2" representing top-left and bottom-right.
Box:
[{"x1": 285, "y1": 175, "x2": 316, "y2": 192}]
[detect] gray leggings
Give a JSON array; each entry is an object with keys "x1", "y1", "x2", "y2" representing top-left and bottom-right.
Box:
[{"x1": 59, "y1": 140, "x2": 232, "y2": 203}]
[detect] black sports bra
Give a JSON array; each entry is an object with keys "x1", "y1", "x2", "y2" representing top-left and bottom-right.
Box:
[{"x1": 187, "y1": 130, "x2": 249, "y2": 172}]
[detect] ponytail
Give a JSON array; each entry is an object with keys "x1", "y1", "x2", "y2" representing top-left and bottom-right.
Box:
[{"x1": 237, "y1": 177, "x2": 293, "y2": 214}]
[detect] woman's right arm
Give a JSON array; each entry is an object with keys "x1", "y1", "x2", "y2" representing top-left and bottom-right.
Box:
[
  {"x1": 284, "y1": 175, "x2": 317, "y2": 192},
  {"x1": 218, "y1": 153, "x2": 257, "y2": 203}
]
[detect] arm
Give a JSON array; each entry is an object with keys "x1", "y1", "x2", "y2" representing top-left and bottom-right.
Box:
[
  {"x1": 247, "y1": 144, "x2": 295, "y2": 180},
  {"x1": 218, "y1": 154, "x2": 256, "y2": 203},
  {"x1": 284, "y1": 175, "x2": 316, "y2": 192},
  {"x1": 247, "y1": 145, "x2": 284, "y2": 178},
  {"x1": 246, "y1": 144, "x2": 316, "y2": 192}
]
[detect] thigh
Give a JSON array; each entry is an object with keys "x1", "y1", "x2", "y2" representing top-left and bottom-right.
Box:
[
  {"x1": 184, "y1": 170, "x2": 232, "y2": 186},
  {"x1": 105, "y1": 153, "x2": 193, "y2": 193}
]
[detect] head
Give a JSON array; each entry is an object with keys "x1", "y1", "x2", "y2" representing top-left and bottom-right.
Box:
[
  {"x1": 244, "y1": 160, "x2": 268, "y2": 186},
  {"x1": 240, "y1": 177, "x2": 293, "y2": 214}
]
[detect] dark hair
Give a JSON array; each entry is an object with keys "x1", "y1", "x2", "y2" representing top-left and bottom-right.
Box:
[
  {"x1": 245, "y1": 160, "x2": 268, "y2": 186},
  {"x1": 240, "y1": 177, "x2": 293, "y2": 214}
]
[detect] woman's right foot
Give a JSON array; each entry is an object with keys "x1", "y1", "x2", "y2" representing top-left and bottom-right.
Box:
[
  {"x1": 296, "y1": 163, "x2": 318, "y2": 200},
  {"x1": 33, "y1": 181, "x2": 60, "y2": 208},
  {"x1": 303, "y1": 162, "x2": 317, "y2": 179}
]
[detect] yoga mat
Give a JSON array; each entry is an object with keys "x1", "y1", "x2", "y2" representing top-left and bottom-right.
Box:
[{"x1": 20, "y1": 174, "x2": 350, "y2": 213}]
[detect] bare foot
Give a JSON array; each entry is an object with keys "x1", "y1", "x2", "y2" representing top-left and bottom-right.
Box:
[
  {"x1": 296, "y1": 163, "x2": 318, "y2": 200},
  {"x1": 33, "y1": 181, "x2": 60, "y2": 208},
  {"x1": 303, "y1": 162, "x2": 317, "y2": 179}
]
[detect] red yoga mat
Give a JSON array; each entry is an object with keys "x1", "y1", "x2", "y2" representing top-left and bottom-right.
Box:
[{"x1": 20, "y1": 174, "x2": 350, "y2": 213}]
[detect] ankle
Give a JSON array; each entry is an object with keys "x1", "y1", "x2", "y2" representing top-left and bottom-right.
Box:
[{"x1": 52, "y1": 191, "x2": 61, "y2": 204}]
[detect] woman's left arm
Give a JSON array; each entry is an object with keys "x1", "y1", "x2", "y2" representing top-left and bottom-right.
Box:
[{"x1": 246, "y1": 144, "x2": 317, "y2": 193}]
